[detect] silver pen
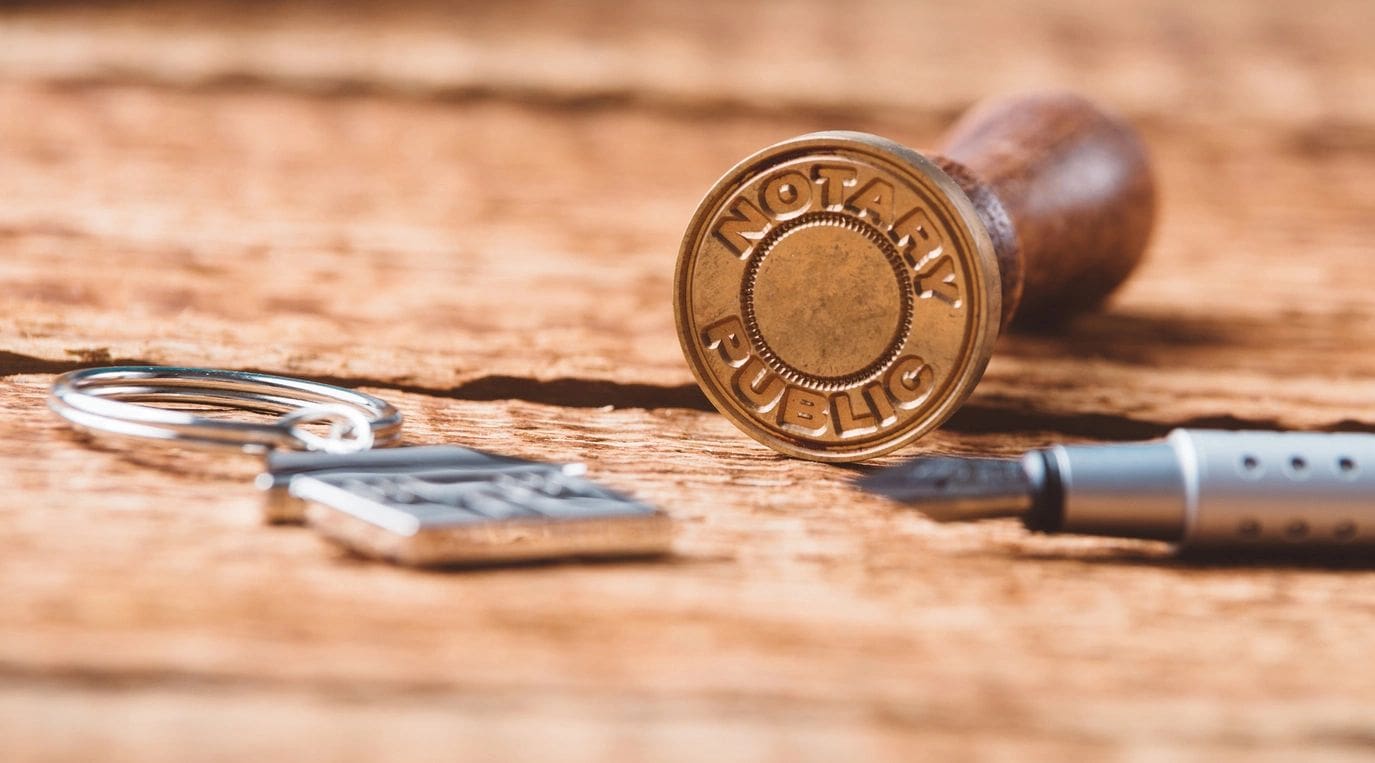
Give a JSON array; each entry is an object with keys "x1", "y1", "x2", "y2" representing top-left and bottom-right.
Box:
[{"x1": 859, "y1": 429, "x2": 1372, "y2": 549}]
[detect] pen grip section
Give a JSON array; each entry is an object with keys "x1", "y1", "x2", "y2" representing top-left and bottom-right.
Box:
[{"x1": 1051, "y1": 440, "x2": 1186, "y2": 541}]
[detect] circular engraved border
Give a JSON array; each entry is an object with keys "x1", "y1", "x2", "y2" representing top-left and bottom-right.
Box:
[
  {"x1": 739, "y1": 211, "x2": 914, "y2": 392},
  {"x1": 673, "y1": 131, "x2": 1001, "y2": 462}
]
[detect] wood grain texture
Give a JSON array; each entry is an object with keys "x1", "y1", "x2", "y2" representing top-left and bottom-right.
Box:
[{"x1": 1, "y1": 1, "x2": 1374, "y2": 761}]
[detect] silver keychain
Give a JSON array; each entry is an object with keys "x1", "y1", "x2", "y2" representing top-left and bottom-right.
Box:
[
  {"x1": 48, "y1": 366, "x2": 671, "y2": 567},
  {"x1": 49, "y1": 366, "x2": 403, "y2": 454}
]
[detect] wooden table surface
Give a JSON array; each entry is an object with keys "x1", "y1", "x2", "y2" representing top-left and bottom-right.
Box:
[{"x1": 2, "y1": 1, "x2": 1374, "y2": 760}]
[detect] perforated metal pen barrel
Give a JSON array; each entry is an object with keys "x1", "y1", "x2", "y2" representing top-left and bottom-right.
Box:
[{"x1": 861, "y1": 430, "x2": 1374, "y2": 549}]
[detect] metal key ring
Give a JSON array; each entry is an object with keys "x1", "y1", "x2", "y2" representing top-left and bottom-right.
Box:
[{"x1": 48, "y1": 366, "x2": 403, "y2": 454}]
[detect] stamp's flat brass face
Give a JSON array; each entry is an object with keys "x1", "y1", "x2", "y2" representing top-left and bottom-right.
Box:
[{"x1": 675, "y1": 132, "x2": 1000, "y2": 462}]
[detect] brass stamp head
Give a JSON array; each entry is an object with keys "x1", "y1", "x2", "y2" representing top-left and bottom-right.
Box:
[{"x1": 675, "y1": 132, "x2": 1001, "y2": 462}]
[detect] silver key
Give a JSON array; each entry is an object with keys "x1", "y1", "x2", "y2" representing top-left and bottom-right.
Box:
[{"x1": 259, "y1": 446, "x2": 672, "y2": 566}]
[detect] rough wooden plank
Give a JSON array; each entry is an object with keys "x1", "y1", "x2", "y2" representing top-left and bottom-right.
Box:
[
  {"x1": 1, "y1": 1, "x2": 1374, "y2": 760},
  {"x1": 2, "y1": 81, "x2": 1373, "y2": 759},
  {"x1": 7, "y1": 382, "x2": 1375, "y2": 759}
]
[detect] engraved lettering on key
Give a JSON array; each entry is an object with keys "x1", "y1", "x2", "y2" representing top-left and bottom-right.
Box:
[
  {"x1": 330, "y1": 471, "x2": 633, "y2": 523},
  {"x1": 261, "y1": 446, "x2": 671, "y2": 566}
]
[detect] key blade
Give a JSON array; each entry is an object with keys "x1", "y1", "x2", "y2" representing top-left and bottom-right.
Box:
[
  {"x1": 259, "y1": 445, "x2": 672, "y2": 567},
  {"x1": 857, "y1": 455, "x2": 1033, "y2": 522},
  {"x1": 257, "y1": 444, "x2": 579, "y2": 524},
  {"x1": 300, "y1": 468, "x2": 672, "y2": 567}
]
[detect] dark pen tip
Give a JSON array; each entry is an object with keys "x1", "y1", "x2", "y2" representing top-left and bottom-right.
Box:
[{"x1": 855, "y1": 455, "x2": 1034, "y2": 522}]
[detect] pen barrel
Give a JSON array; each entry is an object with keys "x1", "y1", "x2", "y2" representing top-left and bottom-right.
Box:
[
  {"x1": 1053, "y1": 430, "x2": 1375, "y2": 548},
  {"x1": 1169, "y1": 429, "x2": 1372, "y2": 548}
]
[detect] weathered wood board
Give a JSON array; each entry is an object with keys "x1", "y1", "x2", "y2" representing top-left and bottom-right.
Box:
[{"x1": 1, "y1": 1, "x2": 1374, "y2": 760}]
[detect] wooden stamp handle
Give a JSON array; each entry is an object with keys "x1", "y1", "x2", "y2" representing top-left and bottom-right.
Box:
[{"x1": 931, "y1": 93, "x2": 1157, "y2": 328}]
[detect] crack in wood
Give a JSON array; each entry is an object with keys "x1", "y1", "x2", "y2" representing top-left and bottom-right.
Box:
[
  {"x1": 32, "y1": 72, "x2": 939, "y2": 128},
  {"x1": 6, "y1": 351, "x2": 1372, "y2": 440},
  {"x1": 0, "y1": 659, "x2": 937, "y2": 731},
  {"x1": 0, "y1": 350, "x2": 151, "y2": 377}
]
